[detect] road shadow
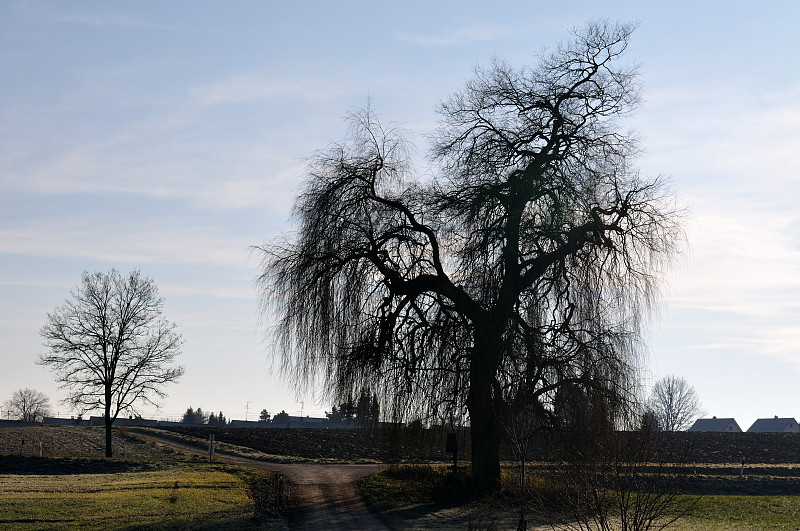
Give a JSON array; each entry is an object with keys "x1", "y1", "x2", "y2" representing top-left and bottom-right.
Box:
[{"x1": 0, "y1": 455, "x2": 163, "y2": 475}]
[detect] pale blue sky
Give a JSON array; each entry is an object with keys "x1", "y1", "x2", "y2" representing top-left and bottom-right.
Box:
[{"x1": 1, "y1": 1, "x2": 799, "y2": 428}]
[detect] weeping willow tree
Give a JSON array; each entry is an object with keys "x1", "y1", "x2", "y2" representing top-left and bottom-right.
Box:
[{"x1": 256, "y1": 21, "x2": 683, "y2": 494}]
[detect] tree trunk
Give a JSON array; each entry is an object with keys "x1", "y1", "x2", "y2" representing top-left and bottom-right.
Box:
[
  {"x1": 104, "y1": 386, "x2": 113, "y2": 458},
  {"x1": 467, "y1": 328, "x2": 503, "y2": 495}
]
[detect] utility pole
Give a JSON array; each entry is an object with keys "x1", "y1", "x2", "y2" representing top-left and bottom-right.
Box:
[{"x1": 245, "y1": 402, "x2": 250, "y2": 422}]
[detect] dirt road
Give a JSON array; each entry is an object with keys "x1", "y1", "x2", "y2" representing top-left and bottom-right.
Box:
[{"x1": 134, "y1": 431, "x2": 389, "y2": 530}]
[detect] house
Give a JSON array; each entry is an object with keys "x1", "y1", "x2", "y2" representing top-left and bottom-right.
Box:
[
  {"x1": 746, "y1": 416, "x2": 800, "y2": 433},
  {"x1": 688, "y1": 416, "x2": 742, "y2": 432}
]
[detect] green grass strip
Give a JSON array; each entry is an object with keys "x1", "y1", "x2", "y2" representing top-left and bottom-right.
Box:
[{"x1": 0, "y1": 462, "x2": 285, "y2": 530}]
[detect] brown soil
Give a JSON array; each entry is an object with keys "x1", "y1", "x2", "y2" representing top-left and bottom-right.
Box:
[
  {"x1": 159, "y1": 426, "x2": 800, "y2": 465},
  {"x1": 0, "y1": 426, "x2": 173, "y2": 460},
  {"x1": 162, "y1": 424, "x2": 455, "y2": 461}
]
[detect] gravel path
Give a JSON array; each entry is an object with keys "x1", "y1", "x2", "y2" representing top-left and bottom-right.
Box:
[{"x1": 134, "y1": 431, "x2": 389, "y2": 530}]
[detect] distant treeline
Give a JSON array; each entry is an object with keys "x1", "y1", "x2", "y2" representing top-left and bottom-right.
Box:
[{"x1": 180, "y1": 390, "x2": 381, "y2": 428}]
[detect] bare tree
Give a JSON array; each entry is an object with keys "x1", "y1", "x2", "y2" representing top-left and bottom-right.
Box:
[
  {"x1": 39, "y1": 269, "x2": 184, "y2": 457},
  {"x1": 256, "y1": 21, "x2": 682, "y2": 494},
  {"x1": 4, "y1": 388, "x2": 51, "y2": 423},
  {"x1": 648, "y1": 375, "x2": 703, "y2": 432}
]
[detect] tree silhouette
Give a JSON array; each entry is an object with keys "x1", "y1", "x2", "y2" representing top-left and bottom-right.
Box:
[
  {"x1": 40, "y1": 270, "x2": 184, "y2": 457},
  {"x1": 209, "y1": 411, "x2": 227, "y2": 426},
  {"x1": 272, "y1": 410, "x2": 289, "y2": 425},
  {"x1": 4, "y1": 388, "x2": 51, "y2": 423},
  {"x1": 356, "y1": 389, "x2": 380, "y2": 430},
  {"x1": 648, "y1": 375, "x2": 703, "y2": 431},
  {"x1": 257, "y1": 21, "x2": 682, "y2": 493}
]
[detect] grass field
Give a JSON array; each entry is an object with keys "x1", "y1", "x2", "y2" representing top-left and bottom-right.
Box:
[
  {"x1": 0, "y1": 459, "x2": 287, "y2": 530},
  {"x1": 670, "y1": 495, "x2": 800, "y2": 530},
  {"x1": 0, "y1": 427, "x2": 289, "y2": 530},
  {"x1": 362, "y1": 464, "x2": 800, "y2": 530}
]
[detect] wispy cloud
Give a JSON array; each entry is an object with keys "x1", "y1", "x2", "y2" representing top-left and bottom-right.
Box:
[
  {"x1": 160, "y1": 284, "x2": 255, "y2": 301},
  {"x1": 636, "y1": 82, "x2": 800, "y2": 372},
  {"x1": 12, "y1": 1, "x2": 174, "y2": 31},
  {"x1": 191, "y1": 75, "x2": 338, "y2": 105},
  {"x1": 639, "y1": 83, "x2": 800, "y2": 200},
  {"x1": 0, "y1": 221, "x2": 254, "y2": 269},
  {"x1": 395, "y1": 24, "x2": 505, "y2": 46},
  {"x1": 1, "y1": 107, "x2": 308, "y2": 214}
]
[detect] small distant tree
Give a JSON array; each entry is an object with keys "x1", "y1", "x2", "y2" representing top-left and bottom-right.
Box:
[
  {"x1": 326, "y1": 405, "x2": 344, "y2": 425},
  {"x1": 182, "y1": 406, "x2": 208, "y2": 425},
  {"x1": 39, "y1": 270, "x2": 184, "y2": 457},
  {"x1": 258, "y1": 409, "x2": 271, "y2": 422},
  {"x1": 648, "y1": 375, "x2": 703, "y2": 432},
  {"x1": 356, "y1": 389, "x2": 380, "y2": 430},
  {"x1": 4, "y1": 388, "x2": 51, "y2": 423},
  {"x1": 272, "y1": 410, "x2": 289, "y2": 425},
  {"x1": 339, "y1": 398, "x2": 356, "y2": 422},
  {"x1": 211, "y1": 411, "x2": 227, "y2": 426},
  {"x1": 641, "y1": 409, "x2": 660, "y2": 431},
  {"x1": 182, "y1": 407, "x2": 194, "y2": 424}
]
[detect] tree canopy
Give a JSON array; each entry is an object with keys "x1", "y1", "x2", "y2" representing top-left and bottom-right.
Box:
[{"x1": 257, "y1": 21, "x2": 682, "y2": 493}]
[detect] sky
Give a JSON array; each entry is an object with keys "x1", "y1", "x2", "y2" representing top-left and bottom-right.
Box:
[{"x1": 1, "y1": 1, "x2": 799, "y2": 429}]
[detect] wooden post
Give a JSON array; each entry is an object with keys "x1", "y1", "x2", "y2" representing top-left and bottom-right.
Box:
[
  {"x1": 446, "y1": 433, "x2": 458, "y2": 472},
  {"x1": 208, "y1": 434, "x2": 215, "y2": 462},
  {"x1": 20, "y1": 435, "x2": 26, "y2": 455},
  {"x1": 39, "y1": 441, "x2": 43, "y2": 457}
]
